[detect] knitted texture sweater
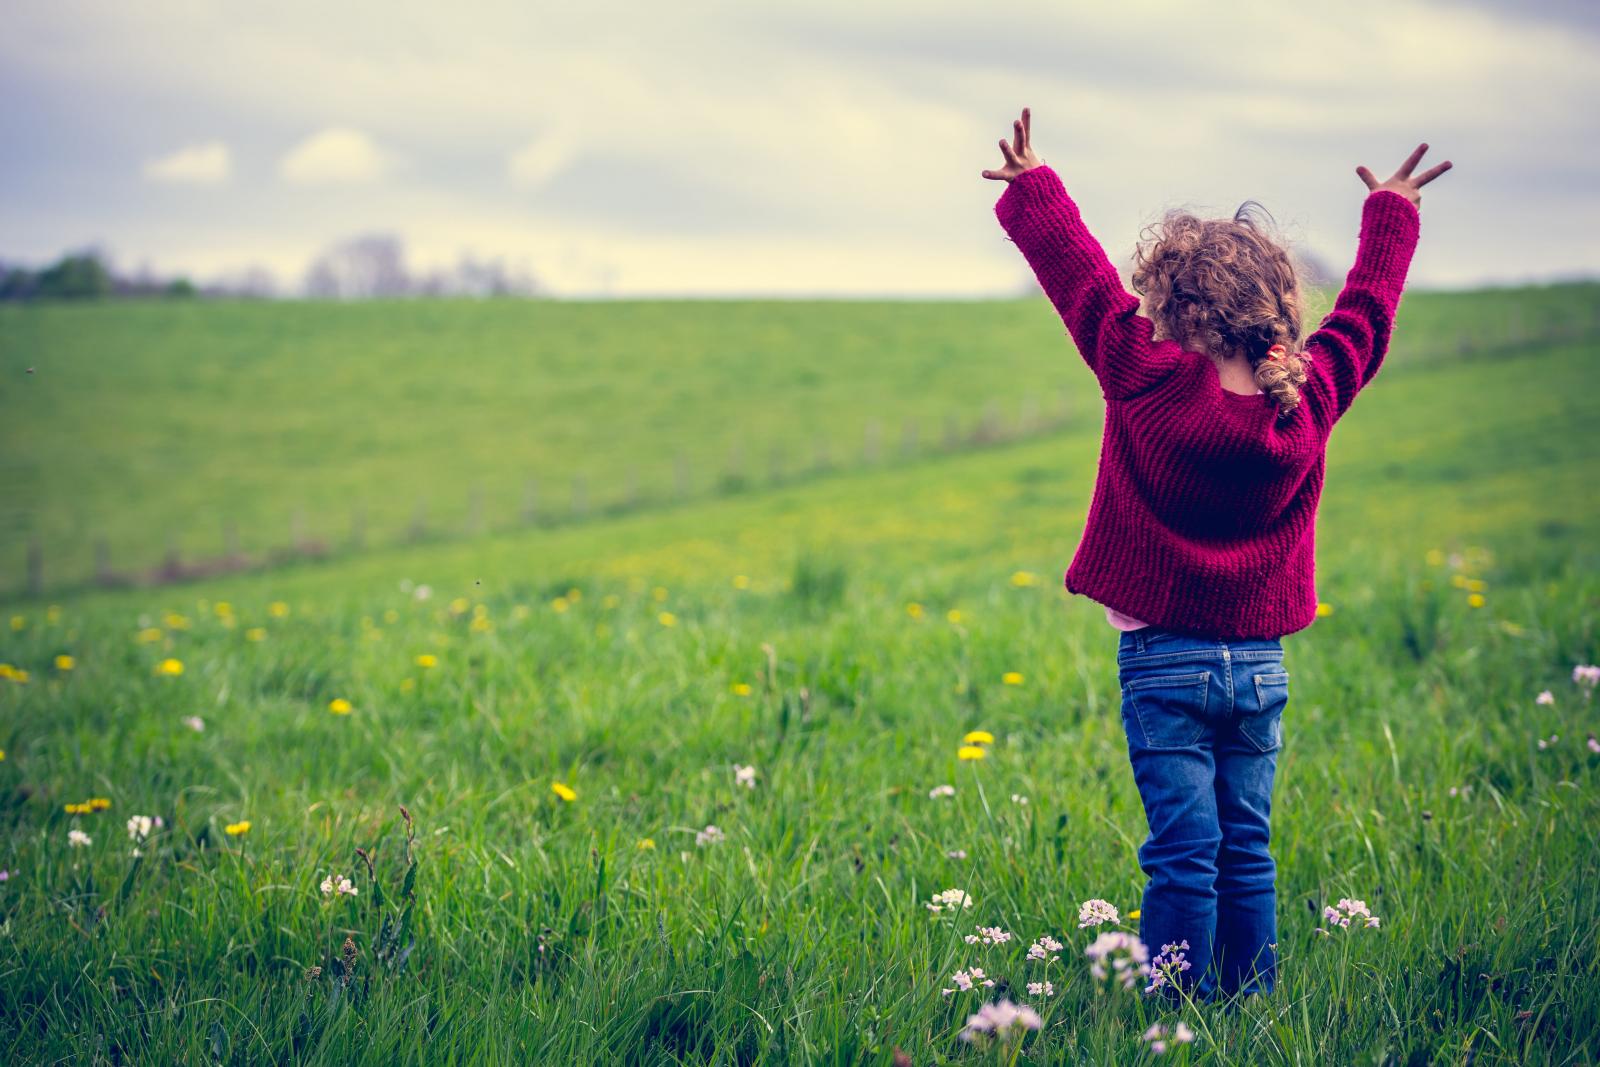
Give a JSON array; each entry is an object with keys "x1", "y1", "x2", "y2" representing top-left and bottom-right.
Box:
[{"x1": 995, "y1": 165, "x2": 1421, "y2": 640}]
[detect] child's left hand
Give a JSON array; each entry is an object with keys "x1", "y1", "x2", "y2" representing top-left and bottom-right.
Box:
[
  {"x1": 982, "y1": 107, "x2": 1042, "y2": 182},
  {"x1": 1356, "y1": 143, "x2": 1453, "y2": 207}
]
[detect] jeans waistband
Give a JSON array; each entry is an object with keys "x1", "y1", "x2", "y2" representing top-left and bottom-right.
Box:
[{"x1": 1118, "y1": 625, "x2": 1284, "y2": 664}]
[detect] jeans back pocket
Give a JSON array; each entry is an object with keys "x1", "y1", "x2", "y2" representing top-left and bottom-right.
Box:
[
  {"x1": 1123, "y1": 671, "x2": 1210, "y2": 750},
  {"x1": 1242, "y1": 670, "x2": 1289, "y2": 753}
]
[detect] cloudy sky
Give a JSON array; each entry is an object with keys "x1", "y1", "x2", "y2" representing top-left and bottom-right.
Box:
[{"x1": 3, "y1": 0, "x2": 1596, "y2": 296}]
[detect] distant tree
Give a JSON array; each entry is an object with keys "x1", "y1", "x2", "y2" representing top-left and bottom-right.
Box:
[
  {"x1": 302, "y1": 234, "x2": 412, "y2": 299},
  {"x1": 34, "y1": 251, "x2": 113, "y2": 300},
  {"x1": 164, "y1": 277, "x2": 197, "y2": 298}
]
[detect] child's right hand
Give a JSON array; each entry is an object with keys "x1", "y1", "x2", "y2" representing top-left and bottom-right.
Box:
[
  {"x1": 981, "y1": 107, "x2": 1043, "y2": 182},
  {"x1": 1356, "y1": 143, "x2": 1453, "y2": 207}
]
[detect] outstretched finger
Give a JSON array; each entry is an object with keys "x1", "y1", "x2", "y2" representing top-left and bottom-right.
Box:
[
  {"x1": 1414, "y1": 159, "x2": 1453, "y2": 187},
  {"x1": 1396, "y1": 142, "x2": 1429, "y2": 179},
  {"x1": 1355, "y1": 165, "x2": 1378, "y2": 190},
  {"x1": 1013, "y1": 120, "x2": 1025, "y2": 157},
  {"x1": 1021, "y1": 107, "x2": 1031, "y2": 151},
  {"x1": 981, "y1": 168, "x2": 1005, "y2": 181},
  {"x1": 999, "y1": 138, "x2": 1021, "y2": 168}
]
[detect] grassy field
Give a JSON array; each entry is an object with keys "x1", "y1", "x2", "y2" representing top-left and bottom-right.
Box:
[
  {"x1": 0, "y1": 293, "x2": 1598, "y2": 1063},
  {"x1": 1, "y1": 283, "x2": 1596, "y2": 594}
]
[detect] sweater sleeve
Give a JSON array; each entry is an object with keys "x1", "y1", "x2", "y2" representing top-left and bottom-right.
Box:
[
  {"x1": 1304, "y1": 190, "x2": 1421, "y2": 426},
  {"x1": 995, "y1": 165, "x2": 1178, "y2": 400}
]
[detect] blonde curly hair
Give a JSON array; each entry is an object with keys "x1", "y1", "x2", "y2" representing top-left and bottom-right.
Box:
[{"x1": 1131, "y1": 202, "x2": 1309, "y2": 416}]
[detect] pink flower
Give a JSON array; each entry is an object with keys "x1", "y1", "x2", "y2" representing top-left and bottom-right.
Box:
[
  {"x1": 959, "y1": 999, "x2": 1041, "y2": 1042},
  {"x1": 1322, "y1": 898, "x2": 1381, "y2": 931},
  {"x1": 1536, "y1": 690, "x2": 1555, "y2": 706},
  {"x1": 1027, "y1": 934, "x2": 1064, "y2": 962},
  {"x1": 1084, "y1": 931, "x2": 1150, "y2": 990},
  {"x1": 1145, "y1": 940, "x2": 1193, "y2": 993},
  {"x1": 964, "y1": 925, "x2": 1012, "y2": 945},
  {"x1": 1077, "y1": 898, "x2": 1119, "y2": 928},
  {"x1": 941, "y1": 967, "x2": 996, "y2": 995}
]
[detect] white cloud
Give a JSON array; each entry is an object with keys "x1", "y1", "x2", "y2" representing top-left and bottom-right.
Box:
[
  {"x1": 279, "y1": 127, "x2": 392, "y2": 185},
  {"x1": 508, "y1": 129, "x2": 578, "y2": 188},
  {"x1": 142, "y1": 140, "x2": 231, "y2": 185}
]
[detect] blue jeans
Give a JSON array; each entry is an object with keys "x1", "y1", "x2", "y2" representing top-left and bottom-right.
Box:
[{"x1": 1117, "y1": 625, "x2": 1288, "y2": 1000}]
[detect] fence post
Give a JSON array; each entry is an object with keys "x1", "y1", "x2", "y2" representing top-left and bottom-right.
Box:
[{"x1": 26, "y1": 538, "x2": 42, "y2": 597}]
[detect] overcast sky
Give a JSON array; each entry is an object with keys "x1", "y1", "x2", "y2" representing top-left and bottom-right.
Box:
[{"x1": 3, "y1": 0, "x2": 1596, "y2": 296}]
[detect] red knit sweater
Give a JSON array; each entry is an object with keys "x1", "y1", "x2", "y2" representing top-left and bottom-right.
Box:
[{"x1": 995, "y1": 165, "x2": 1421, "y2": 640}]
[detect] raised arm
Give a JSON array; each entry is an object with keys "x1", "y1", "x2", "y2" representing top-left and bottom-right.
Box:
[
  {"x1": 1306, "y1": 143, "x2": 1450, "y2": 425},
  {"x1": 985, "y1": 109, "x2": 1177, "y2": 400}
]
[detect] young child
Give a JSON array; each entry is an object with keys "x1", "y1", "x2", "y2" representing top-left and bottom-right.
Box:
[{"x1": 984, "y1": 108, "x2": 1450, "y2": 999}]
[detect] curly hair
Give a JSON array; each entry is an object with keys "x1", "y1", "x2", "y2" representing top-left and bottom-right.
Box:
[{"x1": 1131, "y1": 202, "x2": 1309, "y2": 416}]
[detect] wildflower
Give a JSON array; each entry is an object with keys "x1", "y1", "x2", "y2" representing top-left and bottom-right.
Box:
[
  {"x1": 926, "y1": 888, "x2": 973, "y2": 913},
  {"x1": 136, "y1": 627, "x2": 163, "y2": 643},
  {"x1": 54, "y1": 654, "x2": 75, "y2": 671},
  {"x1": 126, "y1": 815, "x2": 161, "y2": 841},
  {"x1": 1448, "y1": 785, "x2": 1470, "y2": 798},
  {"x1": 0, "y1": 749, "x2": 4, "y2": 761},
  {"x1": 268, "y1": 601, "x2": 291, "y2": 618},
  {"x1": 1002, "y1": 672, "x2": 1024, "y2": 686},
  {"x1": 1142, "y1": 1021, "x2": 1196, "y2": 1055},
  {"x1": 1026, "y1": 981, "x2": 1055, "y2": 997},
  {"x1": 1538, "y1": 733, "x2": 1559, "y2": 750},
  {"x1": 1084, "y1": 931, "x2": 1151, "y2": 990},
  {"x1": 964, "y1": 925, "x2": 1012, "y2": 945},
  {"x1": 957, "y1": 746, "x2": 987, "y2": 761},
  {"x1": 1027, "y1": 935, "x2": 1064, "y2": 962},
  {"x1": 1127, "y1": 909, "x2": 1141, "y2": 920},
  {"x1": 638, "y1": 838, "x2": 655, "y2": 850},
  {"x1": 731, "y1": 682, "x2": 752, "y2": 696},
  {"x1": 1145, "y1": 940, "x2": 1193, "y2": 993},
  {"x1": 733, "y1": 574, "x2": 751, "y2": 589},
  {"x1": 734, "y1": 764, "x2": 758, "y2": 789},
  {"x1": 1575, "y1": 664, "x2": 1600, "y2": 697},
  {"x1": 68, "y1": 829, "x2": 92, "y2": 848},
  {"x1": 63, "y1": 802, "x2": 92, "y2": 814},
  {"x1": 657, "y1": 611, "x2": 678, "y2": 627},
  {"x1": 695, "y1": 824, "x2": 725, "y2": 847},
  {"x1": 1078, "y1": 898, "x2": 1120, "y2": 928},
  {"x1": 224, "y1": 821, "x2": 251, "y2": 836},
  {"x1": 449, "y1": 597, "x2": 470, "y2": 616},
  {"x1": 551, "y1": 782, "x2": 577, "y2": 802},
  {"x1": 652, "y1": 586, "x2": 669, "y2": 602},
  {"x1": 155, "y1": 658, "x2": 184, "y2": 676},
  {"x1": 320, "y1": 874, "x2": 358, "y2": 897},
  {"x1": 1536, "y1": 690, "x2": 1555, "y2": 706},
  {"x1": 1009, "y1": 571, "x2": 1038, "y2": 587},
  {"x1": 905, "y1": 602, "x2": 924, "y2": 619},
  {"x1": 182, "y1": 715, "x2": 206, "y2": 732},
  {"x1": 929, "y1": 784, "x2": 956, "y2": 799},
  {"x1": 245, "y1": 627, "x2": 267, "y2": 642},
  {"x1": 1466, "y1": 593, "x2": 1485, "y2": 608},
  {"x1": 1321, "y1": 898, "x2": 1381, "y2": 929},
  {"x1": 947, "y1": 849, "x2": 968, "y2": 859},
  {"x1": 958, "y1": 999, "x2": 1041, "y2": 1043},
  {"x1": 1315, "y1": 602, "x2": 1334, "y2": 617},
  {"x1": 163, "y1": 613, "x2": 190, "y2": 630},
  {"x1": 328, "y1": 698, "x2": 353, "y2": 715},
  {"x1": 413, "y1": 585, "x2": 432, "y2": 602},
  {"x1": 1588, "y1": 735, "x2": 1599, "y2": 754},
  {"x1": 941, "y1": 966, "x2": 996, "y2": 995},
  {"x1": 8, "y1": 615, "x2": 22, "y2": 631},
  {"x1": 415, "y1": 654, "x2": 437, "y2": 669},
  {"x1": 963, "y1": 730, "x2": 995, "y2": 746},
  {"x1": 1011, "y1": 794, "x2": 1028, "y2": 806},
  {"x1": 89, "y1": 797, "x2": 111, "y2": 811},
  {"x1": 0, "y1": 869, "x2": 10, "y2": 881},
  {"x1": 469, "y1": 616, "x2": 492, "y2": 633},
  {"x1": 946, "y1": 609, "x2": 965, "y2": 624}
]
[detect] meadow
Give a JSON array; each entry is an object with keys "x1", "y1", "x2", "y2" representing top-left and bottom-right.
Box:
[{"x1": 0, "y1": 289, "x2": 1598, "y2": 1064}]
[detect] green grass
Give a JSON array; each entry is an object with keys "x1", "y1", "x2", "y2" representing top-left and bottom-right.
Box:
[
  {"x1": 1, "y1": 283, "x2": 1596, "y2": 594},
  {"x1": 0, "y1": 294, "x2": 1598, "y2": 1063}
]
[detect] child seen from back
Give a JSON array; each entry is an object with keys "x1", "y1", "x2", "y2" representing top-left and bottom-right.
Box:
[{"x1": 984, "y1": 108, "x2": 1450, "y2": 999}]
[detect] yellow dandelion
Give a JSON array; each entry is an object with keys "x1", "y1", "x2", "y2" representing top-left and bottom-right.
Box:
[
  {"x1": 0, "y1": 749, "x2": 5, "y2": 761},
  {"x1": 1009, "y1": 571, "x2": 1038, "y2": 588},
  {"x1": 9, "y1": 615, "x2": 24, "y2": 631},
  {"x1": 652, "y1": 586, "x2": 669, "y2": 602},
  {"x1": 449, "y1": 597, "x2": 470, "y2": 615},
  {"x1": 1425, "y1": 548, "x2": 1444, "y2": 566},
  {"x1": 46, "y1": 605, "x2": 62, "y2": 623},
  {"x1": 1467, "y1": 593, "x2": 1486, "y2": 608},
  {"x1": 511, "y1": 604, "x2": 530, "y2": 621},
  {"x1": 328, "y1": 698, "x2": 353, "y2": 715},
  {"x1": 1449, "y1": 574, "x2": 1470, "y2": 589},
  {"x1": 657, "y1": 611, "x2": 678, "y2": 628},
  {"x1": 732, "y1": 574, "x2": 751, "y2": 590},
  {"x1": 470, "y1": 616, "x2": 492, "y2": 633},
  {"x1": 946, "y1": 609, "x2": 965, "y2": 625},
  {"x1": 10, "y1": 668, "x2": 29, "y2": 684},
  {"x1": 224, "y1": 820, "x2": 251, "y2": 836},
  {"x1": 473, "y1": 603, "x2": 488, "y2": 618},
  {"x1": 268, "y1": 601, "x2": 290, "y2": 618},
  {"x1": 163, "y1": 613, "x2": 190, "y2": 630},
  {"x1": 1002, "y1": 672, "x2": 1024, "y2": 686},
  {"x1": 906, "y1": 602, "x2": 925, "y2": 620},
  {"x1": 1127, "y1": 909, "x2": 1141, "y2": 920},
  {"x1": 601, "y1": 594, "x2": 620, "y2": 610},
  {"x1": 0, "y1": 664, "x2": 15, "y2": 682},
  {"x1": 64, "y1": 802, "x2": 91, "y2": 814},
  {"x1": 155, "y1": 658, "x2": 184, "y2": 676},
  {"x1": 731, "y1": 682, "x2": 753, "y2": 697},
  {"x1": 54, "y1": 654, "x2": 75, "y2": 671},
  {"x1": 1315, "y1": 602, "x2": 1334, "y2": 618},
  {"x1": 566, "y1": 588, "x2": 582, "y2": 603},
  {"x1": 551, "y1": 597, "x2": 570, "y2": 613},
  {"x1": 638, "y1": 837, "x2": 656, "y2": 850},
  {"x1": 1465, "y1": 578, "x2": 1487, "y2": 593},
  {"x1": 384, "y1": 608, "x2": 400, "y2": 624},
  {"x1": 551, "y1": 782, "x2": 577, "y2": 802},
  {"x1": 415, "y1": 654, "x2": 438, "y2": 669},
  {"x1": 89, "y1": 797, "x2": 111, "y2": 811},
  {"x1": 136, "y1": 627, "x2": 164, "y2": 643},
  {"x1": 245, "y1": 627, "x2": 266, "y2": 642},
  {"x1": 214, "y1": 601, "x2": 233, "y2": 616},
  {"x1": 963, "y1": 730, "x2": 995, "y2": 745},
  {"x1": 957, "y1": 745, "x2": 988, "y2": 761}
]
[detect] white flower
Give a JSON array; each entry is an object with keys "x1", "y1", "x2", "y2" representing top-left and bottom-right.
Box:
[
  {"x1": 319, "y1": 874, "x2": 358, "y2": 897},
  {"x1": 941, "y1": 966, "x2": 996, "y2": 995},
  {"x1": 1011, "y1": 794, "x2": 1029, "y2": 805},
  {"x1": 126, "y1": 815, "x2": 155, "y2": 841},
  {"x1": 181, "y1": 716, "x2": 206, "y2": 732},
  {"x1": 959, "y1": 999, "x2": 1041, "y2": 1042},
  {"x1": 1026, "y1": 980, "x2": 1055, "y2": 996},
  {"x1": 964, "y1": 925, "x2": 1012, "y2": 945},
  {"x1": 695, "y1": 824, "x2": 725, "y2": 847},
  {"x1": 946, "y1": 849, "x2": 967, "y2": 860},
  {"x1": 1077, "y1": 898, "x2": 1120, "y2": 928},
  {"x1": 926, "y1": 888, "x2": 972, "y2": 913},
  {"x1": 68, "y1": 829, "x2": 92, "y2": 847},
  {"x1": 1027, "y1": 935, "x2": 1064, "y2": 962},
  {"x1": 928, "y1": 784, "x2": 956, "y2": 799},
  {"x1": 413, "y1": 584, "x2": 433, "y2": 602},
  {"x1": 733, "y1": 764, "x2": 757, "y2": 789},
  {"x1": 1536, "y1": 690, "x2": 1555, "y2": 706}
]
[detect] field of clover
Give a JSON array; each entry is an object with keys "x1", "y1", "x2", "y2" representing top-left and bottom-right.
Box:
[{"x1": 1, "y1": 293, "x2": 1598, "y2": 1064}]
